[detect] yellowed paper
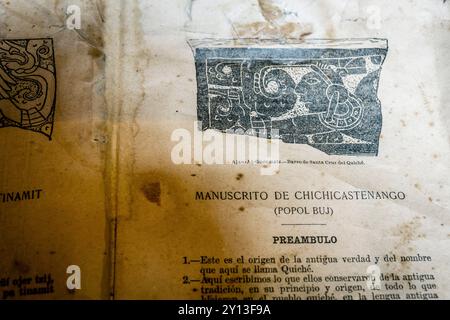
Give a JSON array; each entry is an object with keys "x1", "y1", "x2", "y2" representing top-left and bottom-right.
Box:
[
  {"x1": 1, "y1": 0, "x2": 449, "y2": 301},
  {"x1": 0, "y1": 0, "x2": 110, "y2": 299},
  {"x1": 112, "y1": 0, "x2": 450, "y2": 300}
]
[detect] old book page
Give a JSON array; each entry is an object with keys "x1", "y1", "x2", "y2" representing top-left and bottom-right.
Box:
[
  {"x1": 111, "y1": 0, "x2": 450, "y2": 300},
  {"x1": 0, "y1": 0, "x2": 110, "y2": 299},
  {"x1": 1, "y1": 0, "x2": 449, "y2": 301}
]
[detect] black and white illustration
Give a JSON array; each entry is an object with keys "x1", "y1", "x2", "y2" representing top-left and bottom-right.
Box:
[
  {"x1": 191, "y1": 39, "x2": 388, "y2": 156},
  {"x1": 0, "y1": 38, "x2": 56, "y2": 139}
]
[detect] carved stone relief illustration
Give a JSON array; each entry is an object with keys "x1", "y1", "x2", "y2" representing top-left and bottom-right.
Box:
[
  {"x1": 0, "y1": 39, "x2": 56, "y2": 139},
  {"x1": 192, "y1": 39, "x2": 388, "y2": 155}
]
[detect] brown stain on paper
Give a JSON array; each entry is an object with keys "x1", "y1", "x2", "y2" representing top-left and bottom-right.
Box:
[
  {"x1": 141, "y1": 182, "x2": 161, "y2": 206},
  {"x1": 13, "y1": 260, "x2": 30, "y2": 274},
  {"x1": 234, "y1": 0, "x2": 313, "y2": 39},
  {"x1": 392, "y1": 217, "x2": 422, "y2": 272},
  {"x1": 127, "y1": 170, "x2": 233, "y2": 299}
]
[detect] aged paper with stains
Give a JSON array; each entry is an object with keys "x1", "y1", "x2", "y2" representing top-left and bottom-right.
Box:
[
  {"x1": 111, "y1": 0, "x2": 450, "y2": 300},
  {"x1": 0, "y1": 0, "x2": 110, "y2": 299},
  {"x1": 1, "y1": 0, "x2": 449, "y2": 300}
]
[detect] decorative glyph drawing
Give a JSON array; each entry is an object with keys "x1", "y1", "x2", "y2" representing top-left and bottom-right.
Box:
[
  {"x1": 191, "y1": 39, "x2": 388, "y2": 156},
  {"x1": 0, "y1": 38, "x2": 56, "y2": 139}
]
